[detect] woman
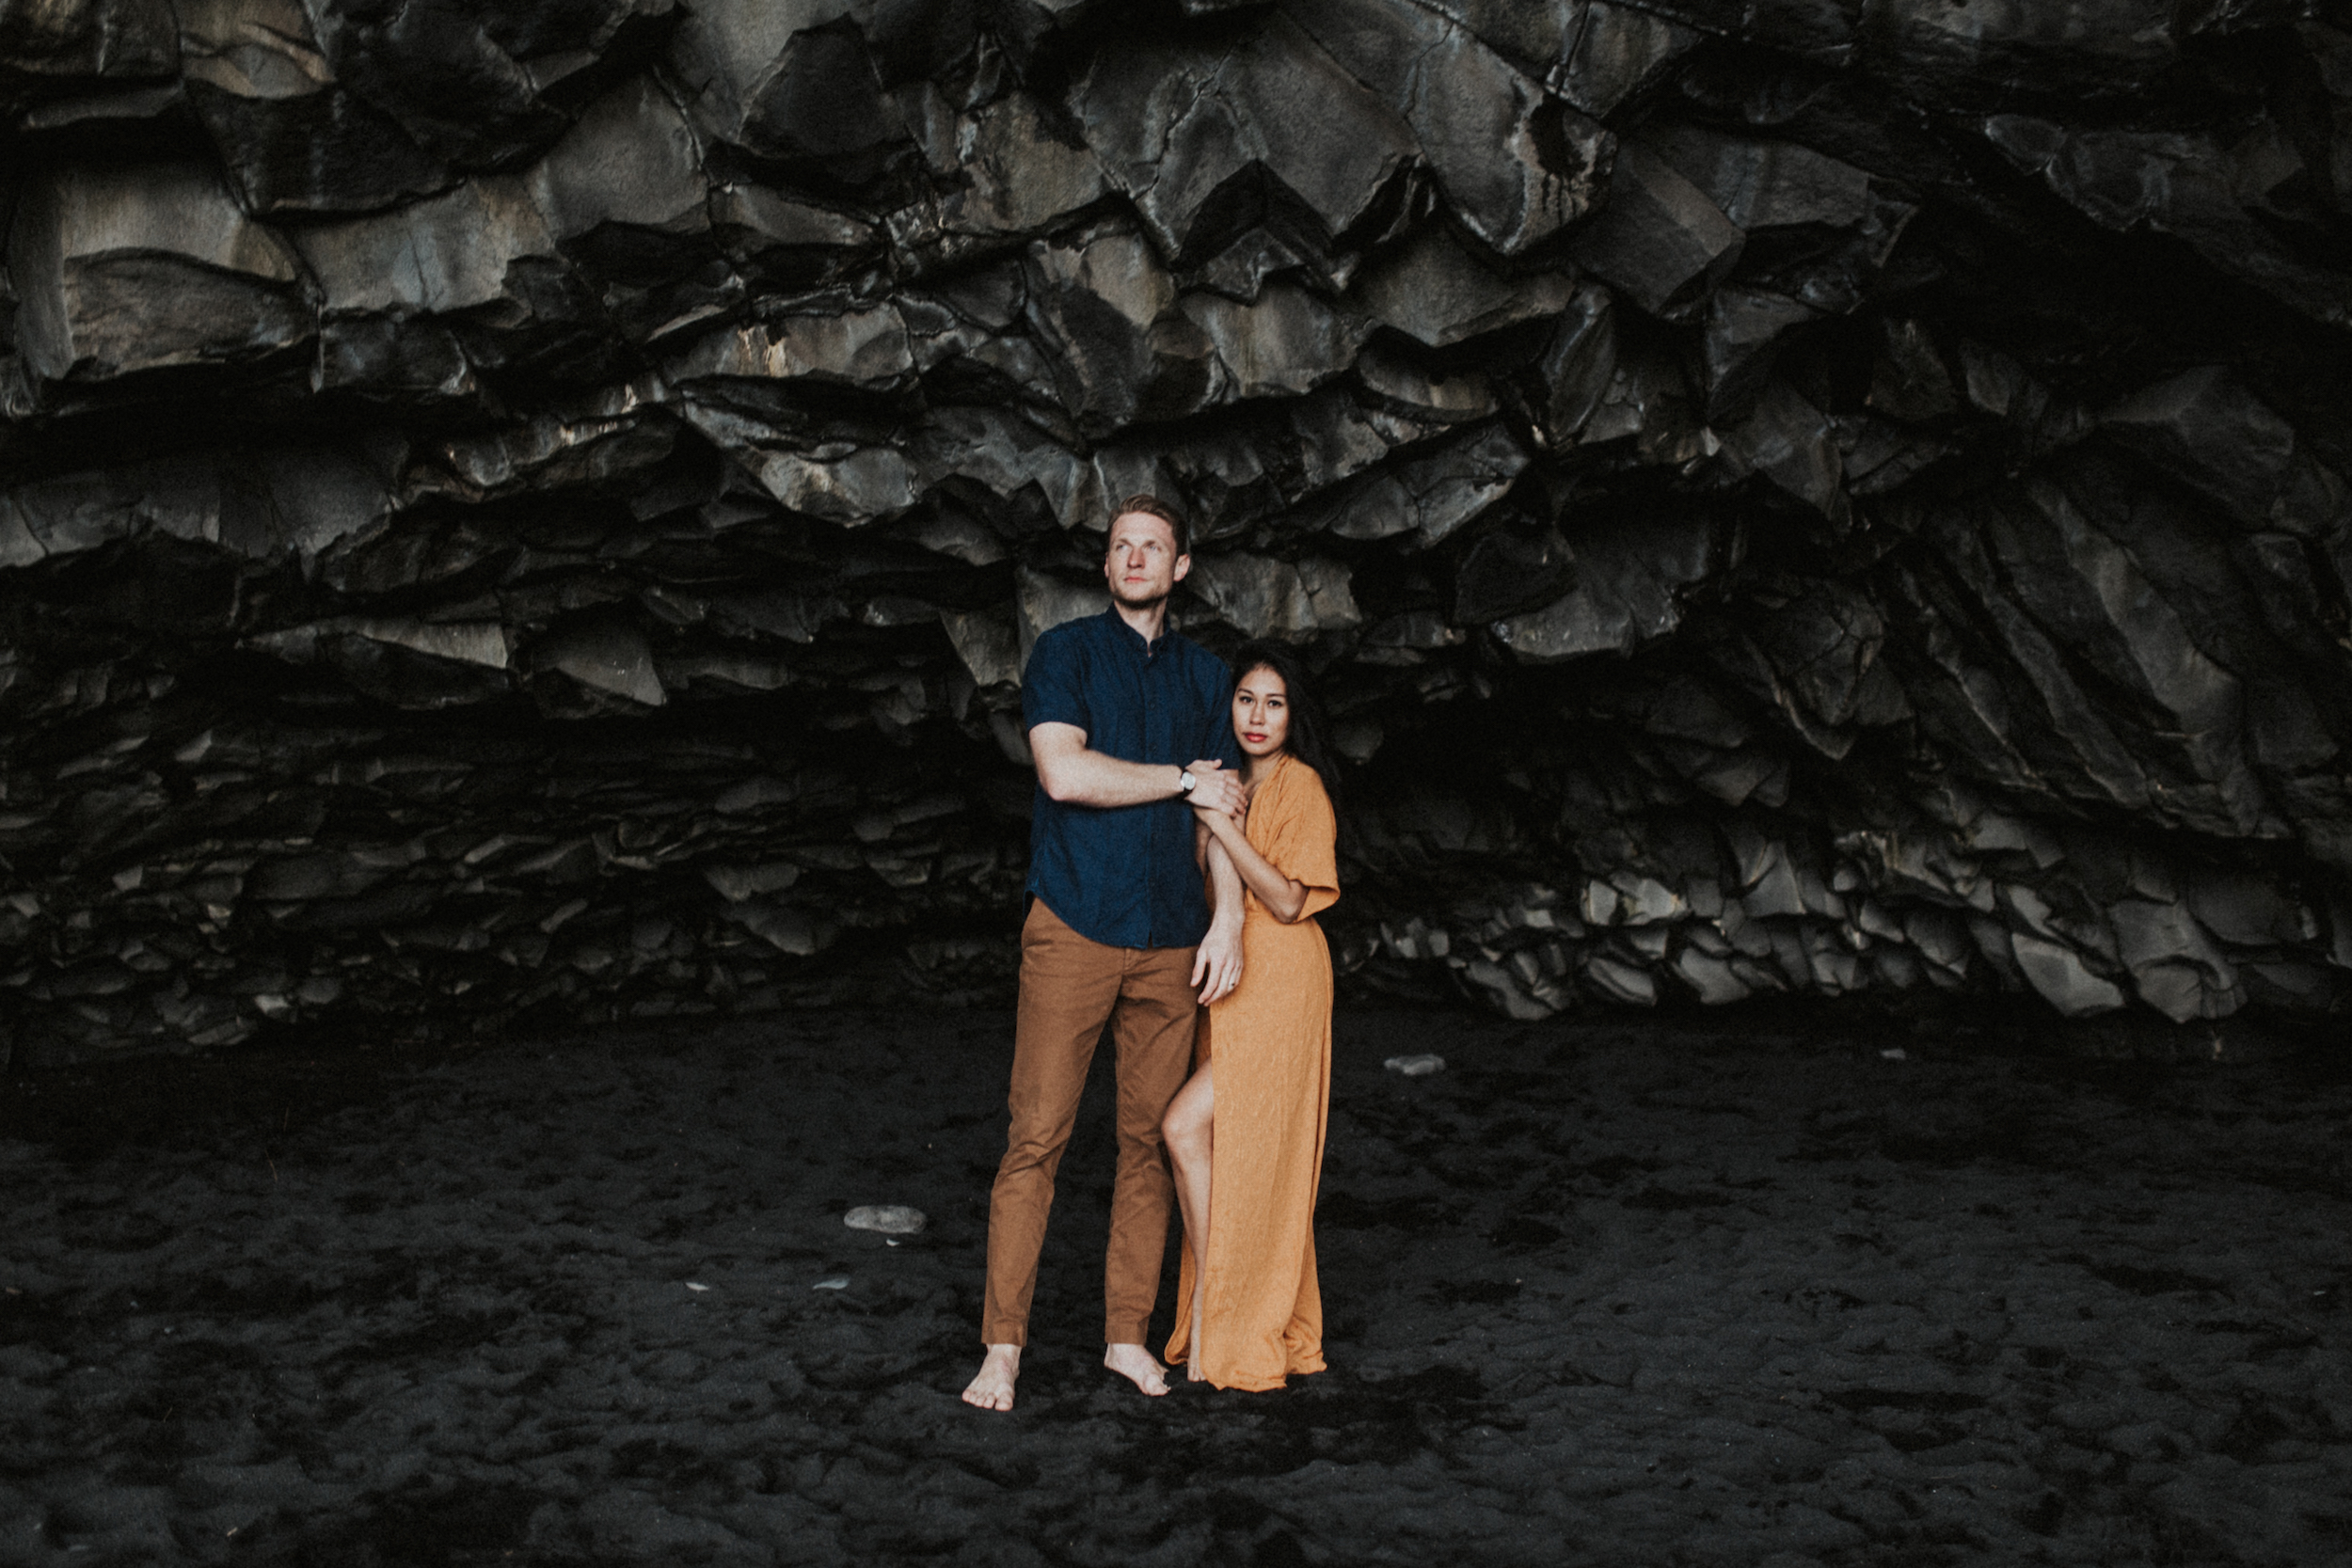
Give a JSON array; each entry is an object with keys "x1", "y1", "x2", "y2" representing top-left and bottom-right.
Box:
[{"x1": 1160, "y1": 640, "x2": 1342, "y2": 1390}]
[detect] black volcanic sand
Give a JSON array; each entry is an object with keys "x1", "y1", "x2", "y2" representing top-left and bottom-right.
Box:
[{"x1": 3, "y1": 1009, "x2": 2348, "y2": 1567}]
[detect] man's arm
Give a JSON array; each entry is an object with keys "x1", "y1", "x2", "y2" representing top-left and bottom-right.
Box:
[
  {"x1": 1030, "y1": 722, "x2": 1248, "y2": 816},
  {"x1": 1190, "y1": 835, "x2": 1247, "y2": 1005}
]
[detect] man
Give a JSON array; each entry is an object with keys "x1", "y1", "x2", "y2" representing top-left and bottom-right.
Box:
[{"x1": 961, "y1": 494, "x2": 1250, "y2": 1412}]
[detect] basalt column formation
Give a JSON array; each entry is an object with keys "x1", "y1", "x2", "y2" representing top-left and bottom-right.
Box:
[{"x1": 4, "y1": 0, "x2": 2351, "y2": 1065}]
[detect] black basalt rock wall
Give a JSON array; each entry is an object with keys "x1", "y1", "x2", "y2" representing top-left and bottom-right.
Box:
[{"x1": 4, "y1": 0, "x2": 2351, "y2": 1065}]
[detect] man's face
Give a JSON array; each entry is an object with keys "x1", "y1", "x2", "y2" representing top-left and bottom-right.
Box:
[{"x1": 1104, "y1": 513, "x2": 1188, "y2": 607}]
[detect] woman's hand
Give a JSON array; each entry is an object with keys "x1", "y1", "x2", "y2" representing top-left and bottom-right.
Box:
[
  {"x1": 1184, "y1": 760, "x2": 1248, "y2": 821},
  {"x1": 1192, "y1": 799, "x2": 1245, "y2": 836},
  {"x1": 1190, "y1": 773, "x2": 1245, "y2": 824}
]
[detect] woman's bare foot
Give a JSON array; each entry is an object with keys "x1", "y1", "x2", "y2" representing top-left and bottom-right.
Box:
[
  {"x1": 962, "y1": 1344, "x2": 1020, "y2": 1412},
  {"x1": 1104, "y1": 1342, "x2": 1169, "y2": 1396}
]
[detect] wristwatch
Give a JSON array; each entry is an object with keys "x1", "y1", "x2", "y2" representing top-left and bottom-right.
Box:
[{"x1": 1177, "y1": 768, "x2": 1197, "y2": 798}]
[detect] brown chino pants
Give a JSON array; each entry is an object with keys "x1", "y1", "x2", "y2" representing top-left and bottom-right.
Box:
[{"x1": 981, "y1": 899, "x2": 1200, "y2": 1347}]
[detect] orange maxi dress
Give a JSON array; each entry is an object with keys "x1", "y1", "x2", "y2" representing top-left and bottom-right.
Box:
[{"x1": 1166, "y1": 752, "x2": 1341, "y2": 1391}]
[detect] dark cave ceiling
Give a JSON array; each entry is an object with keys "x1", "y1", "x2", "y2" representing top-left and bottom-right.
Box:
[{"x1": 2, "y1": 0, "x2": 2350, "y2": 1064}]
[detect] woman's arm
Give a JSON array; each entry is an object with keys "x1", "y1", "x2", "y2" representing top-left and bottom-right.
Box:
[{"x1": 1195, "y1": 803, "x2": 1311, "y2": 923}]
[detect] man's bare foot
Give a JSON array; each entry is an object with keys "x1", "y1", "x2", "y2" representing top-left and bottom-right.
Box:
[
  {"x1": 1104, "y1": 1342, "x2": 1169, "y2": 1397},
  {"x1": 962, "y1": 1344, "x2": 1020, "y2": 1412}
]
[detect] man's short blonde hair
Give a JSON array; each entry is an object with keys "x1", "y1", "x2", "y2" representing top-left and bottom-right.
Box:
[{"x1": 1109, "y1": 492, "x2": 1190, "y2": 557}]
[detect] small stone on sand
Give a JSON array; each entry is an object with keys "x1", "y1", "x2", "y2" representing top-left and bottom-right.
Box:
[
  {"x1": 845, "y1": 1204, "x2": 928, "y2": 1234},
  {"x1": 1385, "y1": 1053, "x2": 1445, "y2": 1077},
  {"x1": 813, "y1": 1276, "x2": 850, "y2": 1291}
]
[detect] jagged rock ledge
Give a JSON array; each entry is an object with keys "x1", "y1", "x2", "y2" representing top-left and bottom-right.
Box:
[{"x1": 2, "y1": 0, "x2": 2349, "y2": 1064}]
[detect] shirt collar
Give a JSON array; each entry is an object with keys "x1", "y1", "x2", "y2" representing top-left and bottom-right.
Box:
[{"x1": 1102, "y1": 607, "x2": 1168, "y2": 658}]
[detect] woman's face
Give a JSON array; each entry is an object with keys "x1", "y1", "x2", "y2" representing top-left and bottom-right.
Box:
[{"x1": 1232, "y1": 665, "x2": 1290, "y2": 760}]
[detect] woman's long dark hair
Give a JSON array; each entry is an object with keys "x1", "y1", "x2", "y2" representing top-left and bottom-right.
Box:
[{"x1": 1229, "y1": 640, "x2": 1342, "y2": 811}]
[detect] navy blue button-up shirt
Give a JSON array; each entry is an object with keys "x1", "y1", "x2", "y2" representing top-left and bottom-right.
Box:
[{"x1": 1022, "y1": 609, "x2": 1243, "y2": 949}]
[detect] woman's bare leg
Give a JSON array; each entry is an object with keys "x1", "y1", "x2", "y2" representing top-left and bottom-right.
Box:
[{"x1": 1161, "y1": 1063, "x2": 1215, "y2": 1379}]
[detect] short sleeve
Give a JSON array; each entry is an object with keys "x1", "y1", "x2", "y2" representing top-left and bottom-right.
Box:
[
  {"x1": 1021, "y1": 626, "x2": 1090, "y2": 735},
  {"x1": 1261, "y1": 762, "x2": 1339, "y2": 918},
  {"x1": 1198, "y1": 667, "x2": 1244, "y2": 769}
]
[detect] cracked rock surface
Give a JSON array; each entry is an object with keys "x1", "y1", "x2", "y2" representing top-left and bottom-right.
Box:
[{"x1": 3, "y1": 1, "x2": 2352, "y2": 1060}]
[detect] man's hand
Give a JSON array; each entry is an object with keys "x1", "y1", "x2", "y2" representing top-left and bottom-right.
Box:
[
  {"x1": 1191, "y1": 917, "x2": 1245, "y2": 1006},
  {"x1": 1186, "y1": 760, "x2": 1248, "y2": 822}
]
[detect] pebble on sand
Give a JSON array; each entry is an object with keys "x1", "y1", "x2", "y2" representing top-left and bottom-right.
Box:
[
  {"x1": 1384, "y1": 1053, "x2": 1445, "y2": 1077},
  {"x1": 844, "y1": 1205, "x2": 928, "y2": 1235}
]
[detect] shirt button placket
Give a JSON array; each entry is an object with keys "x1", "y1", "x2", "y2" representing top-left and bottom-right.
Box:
[{"x1": 1142, "y1": 641, "x2": 1158, "y2": 946}]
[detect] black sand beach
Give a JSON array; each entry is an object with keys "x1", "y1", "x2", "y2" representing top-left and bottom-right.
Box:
[{"x1": 3, "y1": 1009, "x2": 2347, "y2": 1567}]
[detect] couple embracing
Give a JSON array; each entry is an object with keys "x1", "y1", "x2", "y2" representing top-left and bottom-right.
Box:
[{"x1": 963, "y1": 495, "x2": 1342, "y2": 1410}]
